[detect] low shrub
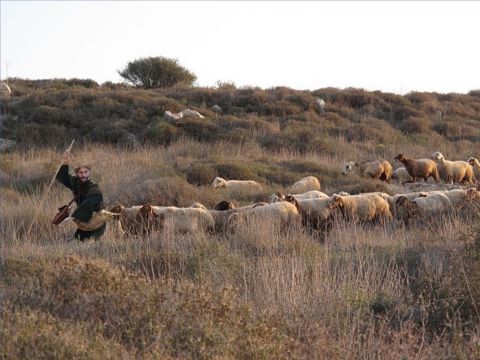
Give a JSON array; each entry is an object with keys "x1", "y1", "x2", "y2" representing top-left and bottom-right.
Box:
[
  {"x1": 214, "y1": 163, "x2": 256, "y2": 180},
  {"x1": 184, "y1": 164, "x2": 216, "y2": 186},
  {"x1": 398, "y1": 116, "x2": 431, "y2": 134}
]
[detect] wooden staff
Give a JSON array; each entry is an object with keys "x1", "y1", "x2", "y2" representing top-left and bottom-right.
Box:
[{"x1": 26, "y1": 139, "x2": 75, "y2": 238}]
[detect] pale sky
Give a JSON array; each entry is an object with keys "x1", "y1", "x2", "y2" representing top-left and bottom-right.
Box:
[{"x1": 1, "y1": 1, "x2": 479, "y2": 94}]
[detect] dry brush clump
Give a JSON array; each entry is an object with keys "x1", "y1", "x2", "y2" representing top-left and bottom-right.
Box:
[
  {"x1": 0, "y1": 255, "x2": 303, "y2": 359},
  {"x1": 5, "y1": 79, "x2": 480, "y2": 150}
]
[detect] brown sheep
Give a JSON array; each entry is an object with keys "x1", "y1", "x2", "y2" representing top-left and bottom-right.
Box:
[
  {"x1": 394, "y1": 154, "x2": 439, "y2": 183},
  {"x1": 214, "y1": 200, "x2": 236, "y2": 211},
  {"x1": 341, "y1": 160, "x2": 393, "y2": 182}
]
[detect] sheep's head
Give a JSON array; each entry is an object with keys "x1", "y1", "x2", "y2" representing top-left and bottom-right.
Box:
[
  {"x1": 227, "y1": 213, "x2": 243, "y2": 231},
  {"x1": 336, "y1": 191, "x2": 350, "y2": 197},
  {"x1": 139, "y1": 204, "x2": 155, "y2": 218},
  {"x1": 97, "y1": 210, "x2": 121, "y2": 221},
  {"x1": 110, "y1": 204, "x2": 125, "y2": 214},
  {"x1": 330, "y1": 194, "x2": 344, "y2": 209},
  {"x1": 212, "y1": 177, "x2": 226, "y2": 188},
  {"x1": 341, "y1": 161, "x2": 356, "y2": 175},
  {"x1": 190, "y1": 202, "x2": 207, "y2": 210},
  {"x1": 431, "y1": 151, "x2": 444, "y2": 161},
  {"x1": 214, "y1": 200, "x2": 236, "y2": 211},
  {"x1": 395, "y1": 196, "x2": 410, "y2": 207},
  {"x1": 466, "y1": 188, "x2": 480, "y2": 201},
  {"x1": 467, "y1": 157, "x2": 478, "y2": 166},
  {"x1": 252, "y1": 202, "x2": 268, "y2": 208},
  {"x1": 284, "y1": 195, "x2": 300, "y2": 212},
  {"x1": 394, "y1": 154, "x2": 405, "y2": 162},
  {"x1": 395, "y1": 196, "x2": 418, "y2": 221},
  {"x1": 269, "y1": 192, "x2": 285, "y2": 203}
]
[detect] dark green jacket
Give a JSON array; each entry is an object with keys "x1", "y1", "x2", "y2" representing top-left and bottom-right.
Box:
[{"x1": 56, "y1": 165, "x2": 103, "y2": 222}]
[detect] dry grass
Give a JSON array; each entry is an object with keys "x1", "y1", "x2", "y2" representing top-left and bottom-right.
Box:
[{"x1": 2, "y1": 141, "x2": 480, "y2": 359}]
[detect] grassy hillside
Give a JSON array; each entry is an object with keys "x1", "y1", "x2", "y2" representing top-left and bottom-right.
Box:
[
  {"x1": 2, "y1": 78, "x2": 480, "y2": 154},
  {"x1": 1, "y1": 79, "x2": 480, "y2": 358}
]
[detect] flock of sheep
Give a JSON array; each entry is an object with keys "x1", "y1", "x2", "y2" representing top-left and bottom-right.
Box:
[
  {"x1": 342, "y1": 152, "x2": 480, "y2": 185},
  {"x1": 69, "y1": 151, "x2": 480, "y2": 239}
]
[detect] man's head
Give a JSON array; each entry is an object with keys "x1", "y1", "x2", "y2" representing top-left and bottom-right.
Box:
[{"x1": 74, "y1": 164, "x2": 91, "y2": 183}]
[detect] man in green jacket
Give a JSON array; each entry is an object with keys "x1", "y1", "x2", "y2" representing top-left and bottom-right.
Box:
[{"x1": 56, "y1": 150, "x2": 106, "y2": 241}]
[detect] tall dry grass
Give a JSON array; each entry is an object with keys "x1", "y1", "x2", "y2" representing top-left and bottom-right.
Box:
[{"x1": 1, "y1": 139, "x2": 480, "y2": 359}]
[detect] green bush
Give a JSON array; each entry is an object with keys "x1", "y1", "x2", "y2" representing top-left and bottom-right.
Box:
[
  {"x1": 118, "y1": 56, "x2": 197, "y2": 89},
  {"x1": 142, "y1": 122, "x2": 181, "y2": 145},
  {"x1": 184, "y1": 164, "x2": 216, "y2": 186},
  {"x1": 398, "y1": 116, "x2": 431, "y2": 134},
  {"x1": 214, "y1": 163, "x2": 255, "y2": 181},
  {"x1": 180, "y1": 118, "x2": 220, "y2": 143}
]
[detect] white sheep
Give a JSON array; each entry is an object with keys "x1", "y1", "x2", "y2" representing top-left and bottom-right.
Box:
[
  {"x1": 395, "y1": 192, "x2": 453, "y2": 224},
  {"x1": 391, "y1": 167, "x2": 413, "y2": 183},
  {"x1": 212, "y1": 177, "x2": 262, "y2": 192},
  {"x1": 390, "y1": 191, "x2": 438, "y2": 219},
  {"x1": 431, "y1": 151, "x2": 475, "y2": 184},
  {"x1": 285, "y1": 196, "x2": 337, "y2": 230},
  {"x1": 65, "y1": 210, "x2": 121, "y2": 232},
  {"x1": 290, "y1": 176, "x2": 321, "y2": 194},
  {"x1": 268, "y1": 190, "x2": 328, "y2": 203},
  {"x1": 341, "y1": 160, "x2": 393, "y2": 182},
  {"x1": 150, "y1": 206, "x2": 215, "y2": 233},
  {"x1": 227, "y1": 202, "x2": 301, "y2": 230},
  {"x1": 426, "y1": 188, "x2": 480, "y2": 211},
  {"x1": 330, "y1": 193, "x2": 392, "y2": 223},
  {"x1": 189, "y1": 202, "x2": 208, "y2": 210},
  {"x1": 164, "y1": 109, "x2": 205, "y2": 122}
]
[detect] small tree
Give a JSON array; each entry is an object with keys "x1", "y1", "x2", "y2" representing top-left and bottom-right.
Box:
[{"x1": 118, "y1": 56, "x2": 197, "y2": 89}]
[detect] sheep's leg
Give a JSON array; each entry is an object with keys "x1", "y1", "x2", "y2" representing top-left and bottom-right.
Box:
[{"x1": 402, "y1": 176, "x2": 415, "y2": 185}]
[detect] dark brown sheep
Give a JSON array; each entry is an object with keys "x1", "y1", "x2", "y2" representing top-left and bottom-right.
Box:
[{"x1": 394, "y1": 154, "x2": 439, "y2": 184}]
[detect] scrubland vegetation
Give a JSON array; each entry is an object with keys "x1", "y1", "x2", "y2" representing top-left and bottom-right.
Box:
[{"x1": 1, "y1": 79, "x2": 480, "y2": 358}]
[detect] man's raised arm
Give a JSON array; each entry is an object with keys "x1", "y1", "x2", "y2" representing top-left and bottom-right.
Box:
[{"x1": 55, "y1": 150, "x2": 75, "y2": 190}]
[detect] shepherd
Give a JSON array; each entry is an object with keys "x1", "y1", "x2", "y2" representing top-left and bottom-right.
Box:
[{"x1": 56, "y1": 149, "x2": 106, "y2": 241}]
